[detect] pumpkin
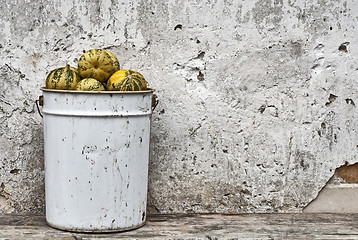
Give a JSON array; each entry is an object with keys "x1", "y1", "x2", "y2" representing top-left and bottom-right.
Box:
[
  {"x1": 106, "y1": 70, "x2": 147, "y2": 91},
  {"x1": 105, "y1": 50, "x2": 120, "y2": 72},
  {"x1": 45, "y1": 64, "x2": 80, "y2": 90},
  {"x1": 77, "y1": 49, "x2": 117, "y2": 83},
  {"x1": 75, "y1": 78, "x2": 105, "y2": 91}
]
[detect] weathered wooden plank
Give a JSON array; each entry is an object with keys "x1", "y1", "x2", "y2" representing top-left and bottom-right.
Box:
[{"x1": 1, "y1": 213, "x2": 358, "y2": 239}]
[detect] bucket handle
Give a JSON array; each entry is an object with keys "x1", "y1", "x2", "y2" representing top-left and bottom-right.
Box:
[
  {"x1": 152, "y1": 94, "x2": 159, "y2": 111},
  {"x1": 35, "y1": 95, "x2": 43, "y2": 118}
]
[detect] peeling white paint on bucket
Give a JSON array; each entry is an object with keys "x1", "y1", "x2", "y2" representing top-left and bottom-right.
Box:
[{"x1": 41, "y1": 88, "x2": 155, "y2": 233}]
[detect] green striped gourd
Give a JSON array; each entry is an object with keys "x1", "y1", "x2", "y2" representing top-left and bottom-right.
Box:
[
  {"x1": 75, "y1": 78, "x2": 105, "y2": 91},
  {"x1": 78, "y1": 49, "x2": 118, "y2": 83},
  {"x1": 45, "y1": 64, "x2": 80, "y2": 90},
  {"x1": 106, "y1": 50, "x2": 120, "y2": 72},
  {"x1": 106, "y1": 70, "x2": 147, "y2": 91}
]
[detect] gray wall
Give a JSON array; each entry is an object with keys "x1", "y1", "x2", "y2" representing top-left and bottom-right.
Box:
[{"x1": 1, "y1": 0, "x2": 357, "y2": 214}]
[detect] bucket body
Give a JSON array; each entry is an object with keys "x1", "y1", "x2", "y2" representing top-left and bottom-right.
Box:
[{"x1": 41, "y1": 88, "x2": 154, "y2": 232}]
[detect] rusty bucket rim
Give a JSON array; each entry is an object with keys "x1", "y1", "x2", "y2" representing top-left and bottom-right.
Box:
[{"x1": 40, "y1": 87, "x2": 155, "y2": 94}]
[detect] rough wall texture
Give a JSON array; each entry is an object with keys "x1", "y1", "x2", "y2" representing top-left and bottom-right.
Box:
[{"x1": 0, "y1": 0, "x2": 357, "y2": 214}]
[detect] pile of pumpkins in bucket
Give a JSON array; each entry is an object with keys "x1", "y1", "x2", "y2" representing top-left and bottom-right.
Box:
[{"x1": 45, "y1": 49, "x2": 147, "y2": 91}]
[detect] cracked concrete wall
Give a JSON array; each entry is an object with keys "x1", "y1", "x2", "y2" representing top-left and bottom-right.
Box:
[{"x1": 0, "y1": 0, "x2": 357, "y2": 214}]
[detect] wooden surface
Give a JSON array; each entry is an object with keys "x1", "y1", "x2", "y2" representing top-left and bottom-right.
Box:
[{"x1": 1, "y1": 213, "x2": 358, "y2": 239}]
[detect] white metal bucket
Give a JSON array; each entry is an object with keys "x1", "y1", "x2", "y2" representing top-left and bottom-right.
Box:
[{"x1": 40, "y1": 88, "x2": 155, "y2": 233}]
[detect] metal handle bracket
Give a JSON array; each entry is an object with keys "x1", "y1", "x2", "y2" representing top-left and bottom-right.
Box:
[
  {"x1": 36, "y1": 95, "x2": 43, "y2": 118},
  {"x1": 152, "y1": 94, "x2": 159, "y2": 111}
]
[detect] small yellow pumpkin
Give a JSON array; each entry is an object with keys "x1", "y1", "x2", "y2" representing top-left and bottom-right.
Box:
[
  {"x1": 107, "y1": 70, "x2": 147, "y2": 91},
  {"x1": 105, "y1": 50, "x2": 120, "y2": 72},
  {"x1": 45, "y1": 64, "x2": 80, "y2": 90},
  {"x1": 75, "y1": 78, "x2": 105, "y2": 91},
  {"x1": 77, "y1": 49, "x2": 117, "y2": 83}
]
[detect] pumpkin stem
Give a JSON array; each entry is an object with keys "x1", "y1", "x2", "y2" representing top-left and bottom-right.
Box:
[{"x1": 65, "y1": 64, "x2": 70, "y2": 70}]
